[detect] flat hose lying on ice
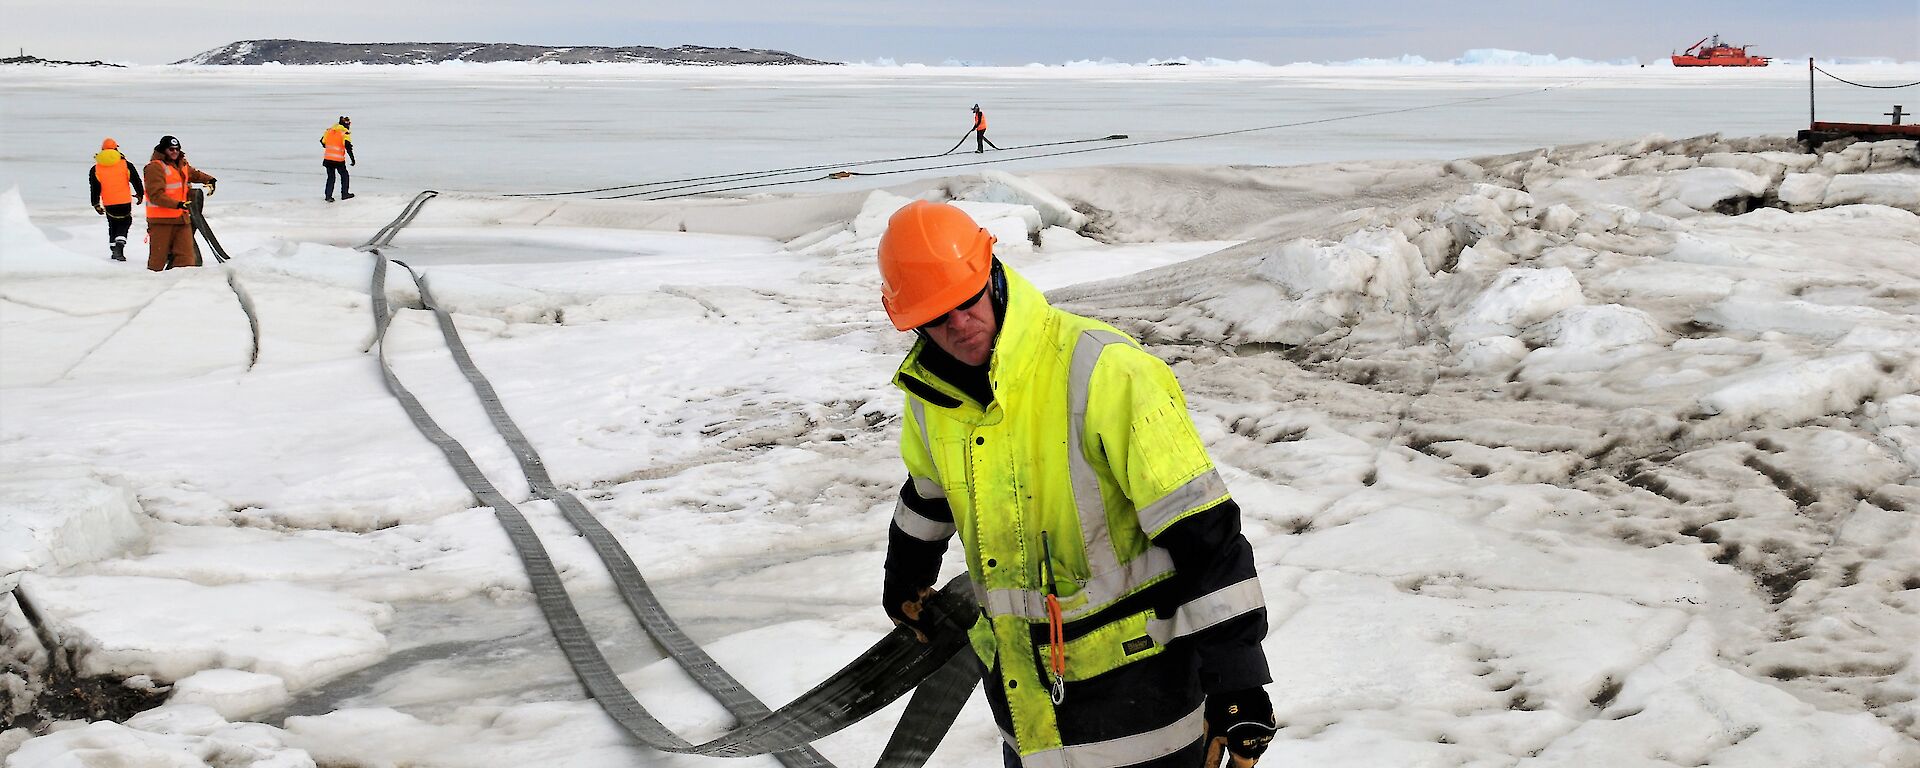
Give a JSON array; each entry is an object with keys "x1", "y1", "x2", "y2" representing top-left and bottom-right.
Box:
[
  {"x1": 357, "y1": 190, "x2": 438, "y2": 251},
  {"x1": 363, "y1": 191, "x2": 981, "y2": 765}
]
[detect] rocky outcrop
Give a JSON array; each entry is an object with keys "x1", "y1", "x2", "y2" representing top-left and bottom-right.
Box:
[
  {"x1": 178, "y1": 39, "x2": 833, "y2": 66},
  {"x1": 1, "y1": 55, "x2": 123, "y2": 67}
]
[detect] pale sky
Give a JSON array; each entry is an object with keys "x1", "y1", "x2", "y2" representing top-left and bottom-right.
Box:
[{"x1": 5, "y1": 0, "x2": 1916, "y2": 66}]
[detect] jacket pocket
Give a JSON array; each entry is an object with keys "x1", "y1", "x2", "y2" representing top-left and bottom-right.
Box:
[{"x1": 1037, "y1": 607, "x2": 1164, "y2": 683}]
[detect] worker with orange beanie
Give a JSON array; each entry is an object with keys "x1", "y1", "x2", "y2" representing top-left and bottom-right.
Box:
[
  {"x1": 877, "y1": 200, "x2": 1274, "y2": 768},
  {"x1": 321, "y1": 115, "x2": 356, "y2": 202},
  {"x1": 88, "y1": 138, "x2": 145, "y2": 262},
  {"x1": 141, "y1": 135, "x2": 217, "y2": 271}
]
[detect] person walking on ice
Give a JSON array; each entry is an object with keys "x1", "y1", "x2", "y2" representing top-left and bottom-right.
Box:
[
  {"x1": 876, "y1": 200, "x2": 1276, "y2": 768},
  {"x1": 141, "y1": 135, "x2": 217, "y2": 272},
  {"x1": 88, "y1": 138, "x2": 144, "y2": 262},
  {"x1": 972, "y1": 104, "x2": 999, "y2": 153},
  {"x1": 322, "y1": 115, "x2": 355, "y2": 202}
]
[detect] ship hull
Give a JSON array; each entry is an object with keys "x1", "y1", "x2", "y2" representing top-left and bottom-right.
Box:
[{"x1": 1671, "y1": 55, "x2": 1770, "y2": 67}]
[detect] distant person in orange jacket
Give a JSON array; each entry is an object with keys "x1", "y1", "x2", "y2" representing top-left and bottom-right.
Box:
[
  {"x1": 321, "y1": 115, "x2": 355, "y2": 202},
  {"x1": 88, "y1": 138, "x2": 145, "y2": 262},
  {"x1": 971, "y1": 104, "x2": 999, "y2": 153},
  {"x1": 142, "y1": 135, "x2": 217, "y2": 271}
]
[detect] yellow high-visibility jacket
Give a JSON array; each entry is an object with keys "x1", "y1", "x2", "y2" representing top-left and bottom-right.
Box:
[{"x1": 890, "y1": 266, "x2": 1267, "y2": 767}]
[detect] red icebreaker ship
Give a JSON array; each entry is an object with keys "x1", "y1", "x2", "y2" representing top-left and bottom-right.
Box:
[{"x1": 1672, "y1": 34, "x2": 1770, "y2": 67}]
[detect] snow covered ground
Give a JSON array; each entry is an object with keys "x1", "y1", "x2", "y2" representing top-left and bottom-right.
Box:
[{"x1": 3, "y1": 65, "x2": 1920, "y2": 766}]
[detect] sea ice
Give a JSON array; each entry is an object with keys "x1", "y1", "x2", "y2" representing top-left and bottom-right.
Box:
[{"x1": 4, "y1": 65, "x2": 1919, "y2": 765}]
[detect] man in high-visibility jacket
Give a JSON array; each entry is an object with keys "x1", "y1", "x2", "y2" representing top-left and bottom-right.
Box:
[
  {"x1": 141, "y1": 135, "x2": 217, "y2": 272},
  {"x1": 88, "y1": 138, "x2": 145, "y2": 262},
  {"x1": 321, "y1": 115, "x2": 355, "y2": 202},
  {"x1": 971, "y1": 104, "x2": 999, "y2": 153},
  {"x1": 878, "y1": 200, "x2": 1274, "y2": 768}
]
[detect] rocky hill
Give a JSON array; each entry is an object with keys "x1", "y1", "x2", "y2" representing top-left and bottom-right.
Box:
[
  {"x1": 2, "y1": 55, "x2": 123, "y2": 67},
  {"x1": 179, "y1": 39, "x2": 833, "y2": 66}
]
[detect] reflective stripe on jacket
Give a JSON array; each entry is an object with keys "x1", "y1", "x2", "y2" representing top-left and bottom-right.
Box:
[
  {"x1": 891, "y1": 267, "x2": 1263, "y2": 765},
  {"x1": 322, "y1": 125, "x2": 349, "y2": 162},
  {"x1": 143, "y1": 151, "x2": 210, "y2": 221},
  {"x1": 144, "y1": 161, "x2": 188, "y2": 220},
  {"x1": 93, "y1": 150, "x2": 133, "y2": 206}
]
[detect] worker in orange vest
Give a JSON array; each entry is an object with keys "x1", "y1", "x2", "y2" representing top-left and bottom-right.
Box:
[
  {"x1": 88, "y1": 138, "x2": 146, "y2": 262},
  {"x1": 141, "y1": 135, "x2": 217, "y2": 272},
  {"x1": 972, "y1": 104, "x2": 999, "y2": 153},
  {"x1": 321, "y1": 116, "x2": 356, "y2": 202}
]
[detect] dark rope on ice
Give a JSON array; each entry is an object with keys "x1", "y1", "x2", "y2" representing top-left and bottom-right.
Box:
[
  {"x1": 593, "y1": 134, "x2": 1126, "y2": 200},
  {"x1": 508, "y1": 134, "x2": 1128, "y2": 199},
  {"x1": 639, "y1": 81, "x2": 1582, "y2": 201},
  {"x1": 600, "y1": 133, "x2": 1126, "y2": 200},
  {"x1": 1812, "y1": 65, "x2": 1920, "y2": 90}
]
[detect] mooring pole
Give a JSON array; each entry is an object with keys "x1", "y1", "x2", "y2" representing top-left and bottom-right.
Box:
[{"x1": 1808, "y1": 57, "x2": 1816, "y2": 127}]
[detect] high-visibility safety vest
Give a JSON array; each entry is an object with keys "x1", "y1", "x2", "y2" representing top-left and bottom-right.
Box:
[
  {"x1": 322, "y1": 125, "x2": 349, "y2": 162},
  {"x1": 145, "y1": 161, "x2": 192, "y2": 220},
  {"x1": 892, "y1": 267, "x2": 1262, "y2": 767},
  {"x1": 973, "y1": 112, "x2": 988, "y2": 132},
  {"x1": 94, "y1": 150, "x2": 132, "y2": 206}
]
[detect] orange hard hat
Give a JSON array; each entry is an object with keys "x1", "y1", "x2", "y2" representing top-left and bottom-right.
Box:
[
  {"x1": 101, "y1": 138, "x2": 118, "y2": 150},
  {"x1": 878, "y1": 200, "x2": 995, "y2": 330}
]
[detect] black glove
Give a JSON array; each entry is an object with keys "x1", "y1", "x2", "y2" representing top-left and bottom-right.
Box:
[
  {"x1": 134, "y1": 194, "x2": 144, "y2": 205},
  {"x1": 350, "y1": 158, "x2": 356, "y2": 166},
  {"x1": 205, "y1": 179, "x2": 217, "y2": 196},
  {"x1": 93, "y1": 203, "x2": 105, "y2": 215},
  {"x1": 883, "y1": 581, "x2": 935, "y2": 644},
  {"x1": 1204, "y1": 688, "x2": 1276, "y2": 768}
]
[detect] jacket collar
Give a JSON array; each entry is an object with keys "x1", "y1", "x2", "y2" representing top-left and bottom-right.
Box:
[{"x1": 893, "y1": 266, "x2": 1054, "y2": 415}]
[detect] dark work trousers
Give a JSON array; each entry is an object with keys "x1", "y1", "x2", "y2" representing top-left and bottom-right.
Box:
[
  {"x1": 1000, "y1": 739, "x2": 1206, "y2": 768},
  {"x1": 976, "y1": 129, "x2": 989, "y2": 153},
  {"x1": 324, "y1": 159, "x2": 350, "y2": 199},
  {"x1": 103, "y1": 203, "x2": 133, "y2": 245},
  {"x1": 987, "y1": 651, "x2": 1209, "y2": 768}
]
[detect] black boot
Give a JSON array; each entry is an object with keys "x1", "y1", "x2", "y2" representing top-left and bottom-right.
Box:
[
  {"x1": 341, "y1": 192, "x2": 355, "y2": 200},
  {"x1": 110, "y1": 237, "x2": 126, "y2": 262}
]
